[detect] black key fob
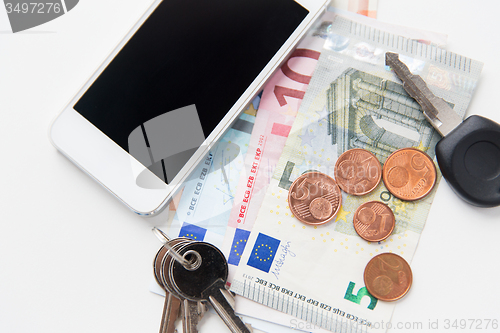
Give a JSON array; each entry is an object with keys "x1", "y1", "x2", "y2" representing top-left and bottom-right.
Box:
[{"x1": 436, "y1": 115, "x2": 500, "y2": 207}]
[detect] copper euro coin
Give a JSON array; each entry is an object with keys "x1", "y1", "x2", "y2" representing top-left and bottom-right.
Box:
[
  {"x1": 382, "y1": 148, "x2": 437, "y2": 201},
  {"x1": 288, "y1": 172, "x2": 342, "y2": 225},
  {"x1": 364, "y1": 253, "x2": 412, "y2": 301},
  {"x1": 353, "y1": 201, "x2": 395, "y2": 242},
  {"x1": 335, "y1": 148, "x2": 382, "y2": 195}
]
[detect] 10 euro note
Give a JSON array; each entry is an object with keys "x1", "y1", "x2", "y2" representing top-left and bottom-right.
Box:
[
  {"x1": 221, "y1": 11, "x2": 337, "y2": 283},
  {"x1": 230, "y1": 16, "x2": 482, "y2": 333}
]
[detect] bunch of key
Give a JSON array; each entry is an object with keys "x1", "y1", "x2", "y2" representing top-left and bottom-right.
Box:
[{"x1": 152, "y1": 228, "x2": 253, "y2": 333}]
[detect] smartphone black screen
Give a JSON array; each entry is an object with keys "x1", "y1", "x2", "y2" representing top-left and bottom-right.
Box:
[{"x1": 74, "y1": 0, "x2": 308, "y2": 183}]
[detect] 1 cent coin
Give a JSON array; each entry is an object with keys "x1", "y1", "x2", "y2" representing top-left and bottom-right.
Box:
[
  {"x1": 335, "y1": 148, "x2": 382, "y2": 195},
  {"x1": 382, "y1": 148, "x2": 437, "y2": 201},
  {"x1": 288, "y1": 172, "x2": 342, "y2": 225},
  {"x1": 353, "y1": 201, "x2": 395, "y2": 242},
  {"x1": 364, "y1": 253, "x2": 412, "y2": 301}
]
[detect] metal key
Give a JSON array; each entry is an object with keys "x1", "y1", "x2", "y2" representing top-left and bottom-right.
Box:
[
  {"x1": 179, "y1": 299, "x2": 207, "y2": 333},
  {"x1": 169, "y1": 242, "x2": 252, "y2": 333},
  {"x1": 386, "y1": 52, "x2": 500, "y2": 207},
  {"x1": 153, "y1": 241, "x2": 183, "y2": 333},
  {"x1": 161, "y1": 239, "x2": 207, "y2": 333},
  {"x1": 153, "y1": 227, "x2": 207, "y2": 333}
]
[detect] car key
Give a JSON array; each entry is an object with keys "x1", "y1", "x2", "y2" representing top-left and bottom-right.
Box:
[
  {"x1": 153, "y1": 241, "x2": 183, "y2": 333},
  {"x1": 161, "y1": 239, "x2": 206, "y2": 333},
  {"x1": 386, "y1": 52, "x2": 500, "y2": 207},
  {"x1": 169, "y1": 241, "x2": 252, "y2": 333}
]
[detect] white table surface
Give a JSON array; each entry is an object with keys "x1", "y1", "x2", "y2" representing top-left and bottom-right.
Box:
[{"x1": 1, "y1": 1, "x2": 500, "y2": 332}]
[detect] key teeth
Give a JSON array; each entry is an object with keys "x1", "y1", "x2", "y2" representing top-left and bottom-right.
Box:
[{"x1": 197, "y1": 301, "x2": 208, "y2": 318}]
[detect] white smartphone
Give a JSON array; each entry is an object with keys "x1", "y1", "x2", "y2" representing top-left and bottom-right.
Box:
[{"x1": 50, "y1": 0, "x2": 328, "y2": 216}]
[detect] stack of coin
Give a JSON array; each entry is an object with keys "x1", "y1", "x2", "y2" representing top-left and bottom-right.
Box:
[
  {"x1": 288, "y1": 147, "x2": 436, "y2": 302},
  {"x1": 334, "y1": 149, "x2": 397, "y2": 243}
]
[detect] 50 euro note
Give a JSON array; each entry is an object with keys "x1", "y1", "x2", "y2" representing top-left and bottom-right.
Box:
[{"x1": 230, "y1": 16, "x2": 482, "y2": 333}]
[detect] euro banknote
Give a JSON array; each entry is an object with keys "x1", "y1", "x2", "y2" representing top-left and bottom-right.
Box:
[
  {"x1": 221, "y1": 7, "x2": 449, "y2": 285},
  {"x1": 230, "y1": 16, "x2": 482, "y2": 333},
  {"x1": 159, "y1": 103, "x2": 258, "y2": 247},
  {"x1": 221, "y1": 12, "x2": 336, "y2": 283}
]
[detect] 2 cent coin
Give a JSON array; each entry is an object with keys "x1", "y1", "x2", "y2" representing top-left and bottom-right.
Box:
[{"x1": 364, "y1": 253, "x2": 412, "y2": 301}]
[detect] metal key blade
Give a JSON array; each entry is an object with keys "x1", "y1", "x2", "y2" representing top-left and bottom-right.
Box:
[
  {"x1": 154, "y1": 246, "x2": 182, "y2": 333},
  {"x1": 161, "y1": 293, "x2": 181, "y2": 333},
  {"x1": 205, "y1": 282, "x2": 252, "y2": 333},
  {"x1": 385, "y1": 52, "x2": 463, "y2": 136},
  {"x1": 181, "y1": 299, "x2": 206, "y2": 333}
]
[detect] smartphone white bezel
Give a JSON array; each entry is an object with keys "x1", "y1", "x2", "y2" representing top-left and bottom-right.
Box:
[{"x1": 50, "y1": 0, "x2": 328, "y2": 216}]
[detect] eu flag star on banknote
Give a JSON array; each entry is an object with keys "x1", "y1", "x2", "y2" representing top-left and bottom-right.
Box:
[
  {"x1": 228, "y1": 228, "x2": 251, "y2": 266},
  {"x1": 178, "y1": 222, "x2": 207, "y2": 241},
  {"x1": 246, "y1": 233, "x2": 281, "y2": 273}
]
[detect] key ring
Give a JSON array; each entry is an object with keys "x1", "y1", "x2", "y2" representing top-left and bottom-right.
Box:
[{"x1": 153, "y1": 227, "x2": 202, "y2": 270}]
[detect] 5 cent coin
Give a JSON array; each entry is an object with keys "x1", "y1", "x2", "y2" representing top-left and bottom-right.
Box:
[
  {"x1": 364, "y1": 253, "x2": 412, "y2": 301},
  {"x1": 335, "y1": 148, "x2": 382, "y2": 195},
  {"x1": 288, "y1": 172, "x2": 342, "y2": 225},
  {"x1": 383, "y1": 148, "x2": 437, "y2": 201},
  {"x1": 353, "y1": 201, "x2": 395, "y2": 242}
]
